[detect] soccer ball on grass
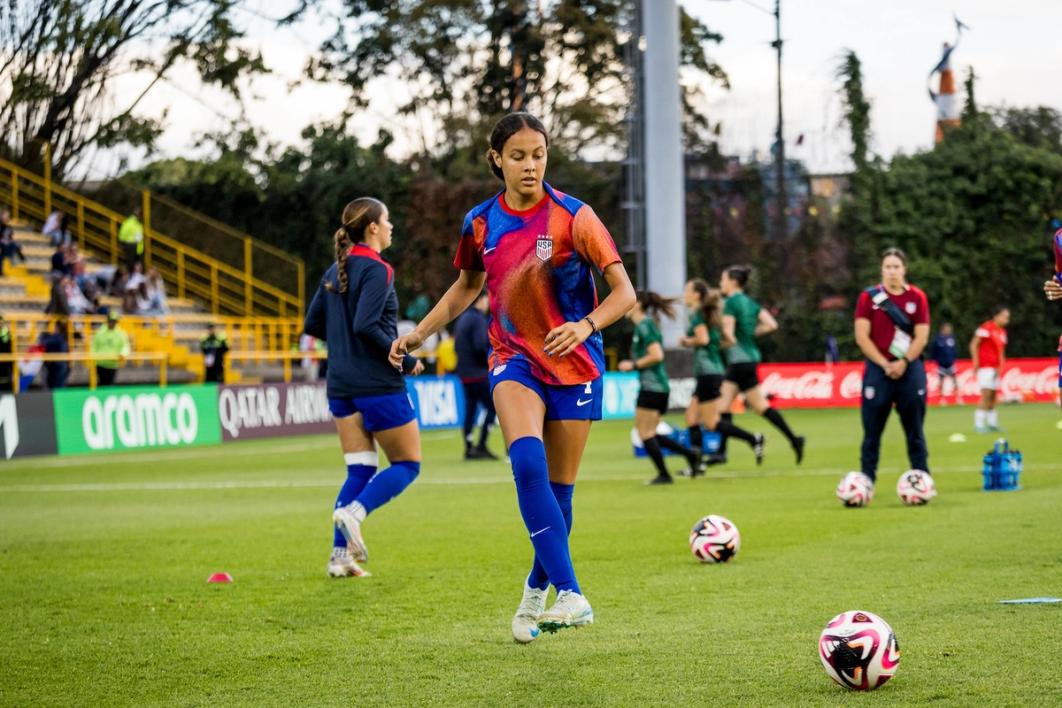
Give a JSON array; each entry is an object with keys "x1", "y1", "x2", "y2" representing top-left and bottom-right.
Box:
[
  {"x1": 818, "y1": 610, "x2": 900, "y2": 691},
  {"x1": 689, "y1": 515, "x2": 740, "y2": 563},
  {"x1": 896, "y1": 469, "x2": 936, "y2": 505},
  {"x1": 836, "y1": 471, "x2": 874, "y2": 507}
]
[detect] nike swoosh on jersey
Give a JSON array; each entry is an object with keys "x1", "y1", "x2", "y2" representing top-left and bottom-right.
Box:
[
  {"x1": 484, "y1": 246, "x2": 497, "y2": 254},
  {"x1": 576, "y1": 398, "x2": 592, "y2": 407}
]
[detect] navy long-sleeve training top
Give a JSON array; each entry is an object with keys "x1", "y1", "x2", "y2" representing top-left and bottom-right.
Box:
[
  {"x1": 303, "y1": 243, "x2": 415, "y2": 399},
  {"x1": 453, "y1": 307, "x2": 490, "y2": 382}
]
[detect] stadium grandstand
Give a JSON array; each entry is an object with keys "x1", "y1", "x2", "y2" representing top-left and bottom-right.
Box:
[{"x1": 0, "y1": 158, "x2": 313, "y2": 390}]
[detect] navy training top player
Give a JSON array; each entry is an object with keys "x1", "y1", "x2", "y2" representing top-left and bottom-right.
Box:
[{"x1": 303, "y1": 197, "x2": 424, "y2": 579}]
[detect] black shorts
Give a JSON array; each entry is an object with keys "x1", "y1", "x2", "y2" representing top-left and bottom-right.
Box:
[
  {"x1": 693, "y1": 374, "x2": 724, "y2": 402},
  {"x1": 636, "y1": 390, "x2": 670, "y2": 414},
  {"x1": 724, "y1": 363, "x2": 760, "y2": 392}
]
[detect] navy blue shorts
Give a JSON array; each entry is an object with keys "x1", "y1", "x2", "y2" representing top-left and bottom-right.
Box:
[
  {"x1": 328, "y1": 391, "x2": 417, "y2": 432},
  {"x1": 488, "y1": 357, "x2": 602, "y2": 421}
]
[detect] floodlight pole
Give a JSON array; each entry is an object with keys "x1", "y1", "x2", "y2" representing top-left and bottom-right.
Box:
[
  {"x1": 640, "y1": 0, "x2": 686, "y2": 344},
  {"x1": 772, "y1": 0, "x2": 786, "y2": 241}
]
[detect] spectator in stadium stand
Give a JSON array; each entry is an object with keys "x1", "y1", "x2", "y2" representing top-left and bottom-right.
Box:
[
  {"x1": 62, "y1": 275, "x2": 92, "y2": 315},
  {"x1": 91, "y1": 311, "x2": 131, "y2": 386},
  {"x1": 0, "y1": 209, "x2": 26, "y2": 276},
  {"x1": 0, "y1": 314, "x2": 11, "y2": 390},
  {"x1": 50, "y1": 242, "x2": 66, "y2": 276},
  {"x1": 970, "y1": 306, "x2": 1010, "y2": 433},
  {"x1": 39, "y1": 320, "x2": 69, "y2": 389},
  {"x1": 140, "y1": 268, "x2": 169, "y2": 315},
  {"x1": 200, "y1": 323, "x2": 229, "y2": 383},
  {"x1": 43, "y1": 210, "x2": 72, "y2": 248},
  {"x1": 118, "y1": 209, "x2": 144, "y2": 269},
  {"x1": 122, "y1": 262, "x2": 146, "y2": 314},
  {"x1": 929, "y1": 322, "x2": 959, "y2": 405},
  {"x1": 454, "y1": 290, "x2": 498, "y2": 460},
  {"x1": 853, "y1": 247, "x2": 931, "y2": 485},
  {"x1": 45, "y1": 275, "x2": 70, "y2": 316}
]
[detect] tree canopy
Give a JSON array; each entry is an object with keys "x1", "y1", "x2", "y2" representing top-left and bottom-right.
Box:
[{"x1": 0, "y1": 0, "x2": 301, "y2": 176}]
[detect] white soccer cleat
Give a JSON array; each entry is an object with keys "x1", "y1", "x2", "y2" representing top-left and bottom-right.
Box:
[
  {"x1": 327, "y1": 547, "x2": 370, "y2": 578},
  {"x1": 512, "y1": 584, "x2": 548, "y2": 644},
  {"x1": 332, "y1": 505, "x2": 369, "y2": 562},
  {"x1": 537, "y1": 590, "x2": 593, "y2": 633}
]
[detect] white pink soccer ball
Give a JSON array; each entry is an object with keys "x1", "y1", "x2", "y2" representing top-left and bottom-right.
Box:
[
  {"x1": 689, "y1": 514, "x2": 740, "y2": 563},
  {"x1": 836, "y1": 472, "x2": 874, "y2": 507},
  {"x1": 818, "y1": 610, "x2": 900, "y2": 691},
  {"x1": 896, "y1": 470, "x2": 936, "y2": 505}
]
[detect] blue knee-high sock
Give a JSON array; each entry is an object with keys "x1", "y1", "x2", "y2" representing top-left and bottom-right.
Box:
[
  {"x1": 510, "y1": 437, "x2": 579, "y2": 594},
  {"x1": 333, "y1": 453, "x2": 378, "y2": 547},
  {"x1": 354, "y1": 460, "x2": 420, "y2": 515},
  {"x1": 527, "y1": 481, "x2": 575, "y2": 590}
]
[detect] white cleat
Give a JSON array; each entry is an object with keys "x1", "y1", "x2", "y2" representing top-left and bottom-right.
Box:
[
  {"x1": 537, "y1": 590, "x2": 593, "y2": 633},
  {"x1": 327, "y1": 547, "x2": 370, "y2": 578},
  {"x1": 332, "y1": 505, "x2": 368, "y2": 562},
  {"x1": 512, "y1": 584, "x2": 548, "y2": 644}
]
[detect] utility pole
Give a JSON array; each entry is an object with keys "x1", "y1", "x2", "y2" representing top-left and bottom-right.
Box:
[{"x1": 772, "y1": 0, "x2": 785, "y2": 241}]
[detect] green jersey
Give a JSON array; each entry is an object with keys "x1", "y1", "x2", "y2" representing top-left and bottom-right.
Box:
[
  {"x1": 723, "y1": 292, "x2": 762, "y2": 364},
  {"x1": 687, "y1": 311, "x2": 725, "y2": 376},
  {"x1": 632, "y1": 317, "x2": 669, "y2": 393}
]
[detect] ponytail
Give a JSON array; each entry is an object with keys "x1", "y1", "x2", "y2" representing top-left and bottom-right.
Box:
[
  {"x1": 688, "y1": 278, "x2": 723, "y2": 330},
  {"x1": 636, "y1": 290, "x2": 678, "y2": 320},
  {"x1": 724, "y1": 265, "x2": 752, "y2": 289},
  {"x1": 325, "y1": 197, "x2": 387, "y2": 294}
]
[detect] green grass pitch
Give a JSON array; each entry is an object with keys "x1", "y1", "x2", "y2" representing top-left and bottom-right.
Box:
[{"x1": 2, "y1": 404, "x2": 1061, "y2": 706}]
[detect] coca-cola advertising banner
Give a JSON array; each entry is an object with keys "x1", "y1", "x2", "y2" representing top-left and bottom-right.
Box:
[{"x1": 758, "y1": 358, "x2": 1060, "y2": 409}]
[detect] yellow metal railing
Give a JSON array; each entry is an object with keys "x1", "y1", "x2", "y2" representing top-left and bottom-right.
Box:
[
  {"x1": 0, "y1": 352, "x2": 168, "y2": 392},
  {"x1": 0, "y1": 158, "x2": 304, "y2": 318},
  {"x1": 3, "y1": 313, "x2": 304, "y2": 366}
]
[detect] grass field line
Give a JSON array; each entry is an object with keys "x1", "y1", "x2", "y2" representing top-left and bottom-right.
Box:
[
  {"x1": 0, "y1": 432, "x2": 470, "y2": 472},
  {"x1": 3, "y1": 461, "x2": 1059, "y2": 493}
]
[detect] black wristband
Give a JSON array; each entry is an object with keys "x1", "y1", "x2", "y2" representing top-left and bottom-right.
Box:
[{"x1": 583, "y1": 315, "x2": 598, "y2": 334}]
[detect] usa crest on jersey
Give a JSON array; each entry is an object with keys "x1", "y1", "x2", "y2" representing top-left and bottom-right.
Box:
[{"x1": 536, "y1": 234, "x2": 553, "y2": 262}]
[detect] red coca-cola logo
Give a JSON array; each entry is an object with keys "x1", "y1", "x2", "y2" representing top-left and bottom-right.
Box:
[
  {"x1": 753, "y1": 359, "x2": 1058, "y2": 409},
  {"x1": 761, "y1": 371, "x2": 834, "y2": 400}
]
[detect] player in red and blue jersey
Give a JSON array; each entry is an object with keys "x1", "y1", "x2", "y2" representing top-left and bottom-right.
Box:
[
  {"x1": 390, "y1": 113, "x2": 635, "y2": 642},
  {"x1": 304, "y1": 197, "x2": 424, "y2": 579}
]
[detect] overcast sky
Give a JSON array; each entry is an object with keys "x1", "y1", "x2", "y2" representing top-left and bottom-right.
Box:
[{"x1": 97, "y1": 0, "x2": 1062, "y2": 178}]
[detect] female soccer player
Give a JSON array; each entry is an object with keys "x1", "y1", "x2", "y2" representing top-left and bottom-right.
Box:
[
  {"x1": 679, "y1": 279, "x2": 763, "y2": 469},
  {"x1": 853, "y1": 247, "x2": 931, "y2": 484},
  {"x1": 716, "y1": 265, "x2": 805, "y2": 464},
  {"x1": 619, "y1": 291, "x2": 704, "y2": 485},
  {"x1": 303, "y1": 197, "x2": 425, "y2": 579},
  {"x1": 970, "y1": 306, "x2": 1010, "y2": 433},
  {"x1": 390, "y1": 112, "x2": 635, "y2": 642}
]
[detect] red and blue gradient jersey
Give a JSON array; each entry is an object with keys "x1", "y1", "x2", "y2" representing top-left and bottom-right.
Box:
[{"x1": 453, "y1": 183, "x2": 622, "y2": 386}]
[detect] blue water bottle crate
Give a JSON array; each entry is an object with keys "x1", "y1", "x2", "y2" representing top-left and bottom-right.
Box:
[{"x1": 982, "y1": 438, "x2": 1022, "y2": 491}]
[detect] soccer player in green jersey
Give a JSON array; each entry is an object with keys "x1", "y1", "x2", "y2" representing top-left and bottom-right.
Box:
[
  {"x1": 680, "y1": 279, "x2": 764, "y2": 468},
  {"x1": 718, "y1": 266, "x2": 806, "y2": 464},
  {"x1": 619, "y1": 291, "x2": 704, "y2": 485}
]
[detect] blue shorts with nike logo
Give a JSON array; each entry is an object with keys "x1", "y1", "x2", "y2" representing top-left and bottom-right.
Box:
[{"x1": 488, "y1": 356, "x2": 603, "y2": 421}]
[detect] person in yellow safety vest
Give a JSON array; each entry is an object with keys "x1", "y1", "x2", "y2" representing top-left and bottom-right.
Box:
[
  {"x1": 200, "y1": 323, "x2": 229, "y2": 383},
  {"x1": 91, "y1": 311, "x2": 131, "y2": 386},
  {"x1": 118, "y1": 209, "x2": 144, "y2": 270},
  {"x1": 0, "y1": 313, "x2": 11, "y2": 390},
  {"x1": 436, "y1": 331, "x2": 456, "y2": 374}
]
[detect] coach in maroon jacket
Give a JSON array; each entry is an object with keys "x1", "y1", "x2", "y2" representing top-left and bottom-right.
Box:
[{"x1": 853, "y1": 248, "x2": 931, "y2": 483}]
